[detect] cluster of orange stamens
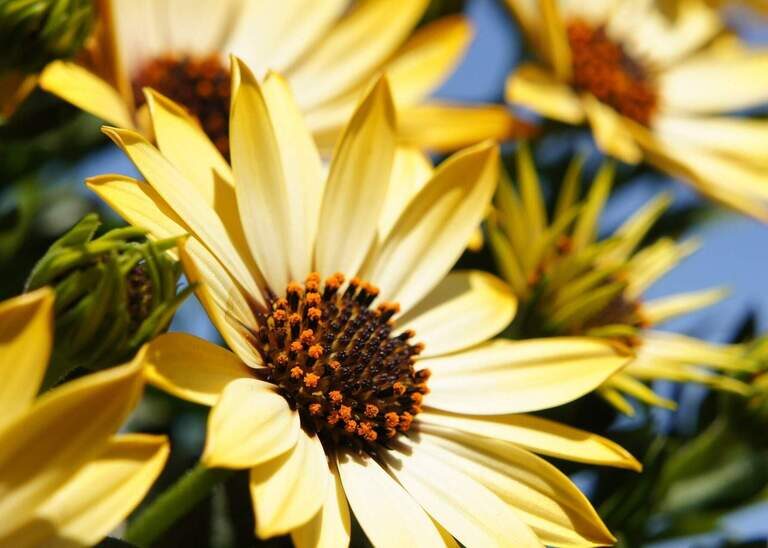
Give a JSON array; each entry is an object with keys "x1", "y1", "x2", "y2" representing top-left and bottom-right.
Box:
[{"x1": 251, "y1": 273, "x2": 429, "y2": 453}]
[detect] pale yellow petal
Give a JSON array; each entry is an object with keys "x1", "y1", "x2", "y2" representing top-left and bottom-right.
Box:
[
  {"x1": 250, "y1": 431, "x2": 330, "y2": 538},
  {"x1": 315, "y1": 77, "x2": 396, "y2": 278},
  {"x1": 379, "y1": 147, "x2": 433, "y2": 239},
  {"x1": 505, "y1": 64, "x2": 584, "y2": 124},
  {"x1": 637, "y1": 331, "x2": 748, "y2": 371},
  {"x1": 423, "y1": 338, "x2": 630, "y2": 415},
  {"x1": 416, "y1": 432, "x2": 616, "y2": 547},
  {"x1": 397, "y1": 271, "x2": 517, "y2": 358},
  {"x1": 143, "y1": 333, "x2": 254, "y2": 406},
  {"x1": 0, "y1": 352, "x2": 145, "y2": 539},
  {"x1": 336, "y1": 452, "x2": 447, "y2": 548},
  {"x1": 202, "y1": 378, "x2": 299, "y2": 469},
  {"x1": 607, "y1": 373, "x2": 678, "y2": 410},
  {"x1": 291, "y1": 460, "x2": 351, "y2": 548},
  {"x1": 288, "y1": 0, "x2": 430, "y2": 109},
  {"x1": 582, "y1": 94, "x2": 643, "y2": 164},
  {"x1": 643, "y1": 288, "x2": 727, "y2": 325},
  {"x1": 364, "y1": 142, "x2": 499, "y2": 313},
  {"x1": 419, "y1": 410, "x2": 641, "y2": 470},
  {"x1": 383, "y1": 436, "x2": 542, "y2": 547},
  {"x1": 39, "y1": 61, "x2": 134, "y2": 128},
  {"x1": 0, "y1": 289, "x2": 54, "y2": 429}
]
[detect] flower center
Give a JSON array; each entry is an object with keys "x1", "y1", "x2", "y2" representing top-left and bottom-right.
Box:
[
  {"x1": 566, "y1": 20, "x2": 657, "y2": 126},
  {"x1": 250, "y1": 273, "x2": 429, "y2": 454},
  {"x1": 132, "y1": 54, "x2": 231, "y2": 157}
]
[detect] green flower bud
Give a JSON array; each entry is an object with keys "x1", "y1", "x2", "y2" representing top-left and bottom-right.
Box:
[
  {"x1": 0, "y1": 0, "x2": 94, "y2": 73},
  {"x1": 26, "y1": 213, "x2": 193, "y2": 386}
]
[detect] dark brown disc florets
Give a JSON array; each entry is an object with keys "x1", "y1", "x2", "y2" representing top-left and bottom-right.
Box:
[
  {"x1": 250, "y1": 273, "x2": 429, "y2": 454},
  {"x1": 132, "y1": 53, "x2": 231, "y2": 157},
  {"x1": 567, "y1": 20, "x2": 657, "y2": 126}
]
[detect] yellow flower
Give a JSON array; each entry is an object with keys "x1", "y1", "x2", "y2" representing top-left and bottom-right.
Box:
[
  {"x1": 88, "y1": 57, "x2": 640, "y2": 546},
  {"x1": 487, "y1": 145, "x2": 756, "y2": 415},
  {"x1": 504, "y1": 0, "x2": 768, "y2": 220},
  {"x1": 39, "y1": 0, "x2": 527, "y2": 156},
  {"x1": 0, "y1": 288, "x2": 168, "y2": 546}
]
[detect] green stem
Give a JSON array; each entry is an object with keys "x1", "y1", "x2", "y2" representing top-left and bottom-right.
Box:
[{"x1": 124, "y1": 463, "x2": 234, "y2": 547}]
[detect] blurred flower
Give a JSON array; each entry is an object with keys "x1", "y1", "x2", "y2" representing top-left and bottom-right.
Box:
[
  {"x1": 0, "y1": 288, "x2": 168, "y2": 546},
  {"x1": 0, "y1": 0, "x2": 93, "y2": 120},
  {"x1": 90, "y1": 58, "x2": 639, "y2": 546},
  {"x1": 504, "y1": 0, "x2": 768, "y2": 220},
  {"x1": 658, "y1": 0, "x2": 768, "y2": 16},
  {"x1": 487, "y1": 145, "x2": 756, "y2": 414},
  {"x1": 25, "y1": 212, "x2": 192, "y2": 385},
  {"x1": 39, "y1": 0, "x2": 529, "y2": 156}
]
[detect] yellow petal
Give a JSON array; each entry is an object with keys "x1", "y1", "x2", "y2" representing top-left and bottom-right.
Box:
[
  {"x1": 397, "y1": 271, "x2": 517, "y2": 358},
  {"x1": 383, "y1": 436, "x2": 542, "y2": 547},
  {"x1": 598, "y1": 385, "x2": 636, "y2": 416},
  {"x1": 25, "y1": 434, "x2": 169, "y2": 547},
  {"x1": 144, "y1": 333, "x2": 254, "y2": 406},
  {"x1": 364, "y1": 142, "x2": 499, "y2": 313},
  {"x1": 387, "y1": 16, "x2": 473, "y2": 106},
  {"x1": 539, "y1": 0, "x2": 572, "y2": 81},
  {"x1": 636, "y1": 331, "x2": 749, "y2": 371},
  {"x1": 505, "y1": 64, "x2": 585, "y2": 124},
  {"x1": 0, "y1": 71, "x2": 36, "y2": 120},
  {"x1": 398, "y1": 102, "x2": 527, "y2": 152},
  {"x1": 423, "y1": 338, "x2": 630, "y2": 415},
  {"x1": 607, "y1": 373, "x2": 678, "y2": 410},
  {"x1": 288, "y1": 0, "x2": 429, "y2": 109},
  {"x1": 419, "y1": 410, "x2": 641, "y2": 470},
  {"x1": 0, "y1": 288, "x2": 54, "y2": 429},
  {"x1": 291, "y1": 459, "x2": 351, "y2": 548},
  {"x1": 417, "y1": 431, "x2": 616, "y2": 547},
  {"x1": 643, "y1": 288, "x2": 727, "y2": 325},
  {"x1": 336, "y1": 452, "x2": 447, "y2": 547},
  {"x1": 625, "y1": 238, "x2": 698, "y2": 299},
  {"x1": 582, "y1": 94, "x2": 643, "y2": 164},
  {"x1": 250, "y1": 431, "x2": 330, "y2": 538},
  {"x1": 39, "y1": 61, "x2": 134, "y2": 128},
  {"x1": 379, "y1": 146, "x2": 433, "y2": 239},
  {"x1": 315, "y1": 77, "x2": 397, "y2": 278},
  {"x1": 202, "y1": 378, "x2": 299, "y2": 469},
  {"x1": 0, "y1": 351, "x2": 145, "y2": 539}
]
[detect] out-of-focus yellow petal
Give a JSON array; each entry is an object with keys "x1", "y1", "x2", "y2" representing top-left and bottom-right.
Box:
[
  {"x1": 202, "y1": 378, "x2": 299, "y2": 469},
  {"x1": 397, "y1": 271, "x2": 517, "y2": 358},
  {"x1": 0, "y1": 352, "x2": 145, "y2": 539},
  {"x1": 505, "y1": 64, "x2": 584, "y2": 124},
  {"x1": 582, "y1": 94, "x2": 643, "y2": 164},
  {"x1": 0, "y1": 289, "x2": 54, "y2": 428},
  {"x1": 144, "y1": 333, "x2": 254, "y2": 406},
  {"x1": 643, "y1": 288, "x2": 727, "y2": 325},
  {"x1": 39, "y1": 61, "x2": 134, "y2": 128},
  {"x1": 539, "y1": 0, "x2": 572, "y2": 81},
  {"x1": 607, "y1": 373, "x2": 678, "y2": 410},
  {"x1": 423, "y1": 338, "x2": 630, "y2": 415},
  {"x1": 0, "y1": 71, "x2": 36, "y2": 121}
]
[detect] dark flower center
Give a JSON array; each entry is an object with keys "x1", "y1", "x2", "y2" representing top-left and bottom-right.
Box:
[
  {"x1": 132, "y1": 54, "x2": 231, "y2": 157},
  {"x1": 249, "y1": 273, "x2": 429, "y2": 455},
  {"x1": 567, "y1": 20, "x2": 657, "y2": 126}
]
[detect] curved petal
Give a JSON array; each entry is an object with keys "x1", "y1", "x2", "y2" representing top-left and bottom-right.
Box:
[
  {"x1": 0, "y1": 352, "x2": 145, "y2": 539},
  {"x1": 144, "y1": 333, "x2": 254, "y2": 406},
  {"x1": 379, "y1": 147, "x2": 433, "y2": 239},
  {"x1": 505, "y1": 64, "x2": 584, "y2": 124},
  {"x1": 423, "y1": 338, "x2": 630, "y2": 415},
  {"x1": 314, "y1": 77, "x2": 397, "y2": 278},
  {"x1": 397, "y1": 271, "x2": 517, "y2": 358},
  {"x1": 291, "y1": 460, "x2": 351, "y2": 548},
  {"x1": 0, "y1": 289, "x2": 54, "y2": 429},
  {"x1": 202, "y1": 378, "x2": 299, "y2": 469},
  {"x1": 39, "y1": 62, "x2": 134, "y2": 128},
  {"x1": 416, "y1": 431, "x2": 615, "y2": 547},
  {"x1": 336, "y1": 452, "x2": 447, "y2": 547},
  {"x1": 582, "y1": 94, "x2": 642, "y2": 164},
  {"x1": 250, "y1": 431, "x2": 331, "y2": 538},
  {"x1": 364, "y1": 141, "x2": 499, "y2": 313},
  {"x1": 29, "y1": 434, "x2": 169, "y2": 547},
  {"x1": 418, "y1": 411, "x2": 641, "y2": 470},
  {"x1": 383, "y1": 436, "x2": 542, "y2": 547}
]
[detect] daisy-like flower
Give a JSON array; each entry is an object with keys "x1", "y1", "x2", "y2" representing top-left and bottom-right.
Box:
[
  {"x1": 504, "y1": 0, "x2": 768, "y2": 220},
  {"x1": 39, "y1": 0, "x2": 526, "y2": 157},
  {"x1": 88, "y1": 57, "x2": 641, "y2": 546},
  {"x1": 487, "y1": 146, "x2": 755, "y2": 414},
  {"x1": 0, "y1": 288, "x2": 168, "y2": 546}
]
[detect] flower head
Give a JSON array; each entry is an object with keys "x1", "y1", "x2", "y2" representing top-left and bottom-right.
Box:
[
  {"x1": 488, "y1": 145, "x2": 756, "y2": 414},
  {"x1": 0, "y1": 288, "x2": 168, "y2": 546},
  {"x1": 89, "y1": 57, "x2": 641, "y2": 546},
  {"x1": 40, "y1": 0, "x2": 529, "y2": 155},
  {"x1": 504, "y1": 0, "x2": 768, "y2": 220}
]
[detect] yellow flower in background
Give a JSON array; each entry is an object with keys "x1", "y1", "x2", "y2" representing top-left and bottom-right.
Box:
[
  {"x1": 0, "y1": 288, "x2": 168, "y2": 547},
  {"x1": 88, "y1": 57, "x2": 641, "y2": 546},
  {"x1": 39, "y1": 0, "x2": 528, "y2": 156},
  {"x1": 504, "y1": 0, "x2": 768, "y2": 221},
  {"x1": 487, "y1": 145, "x2": 756, "y2": 415}
]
